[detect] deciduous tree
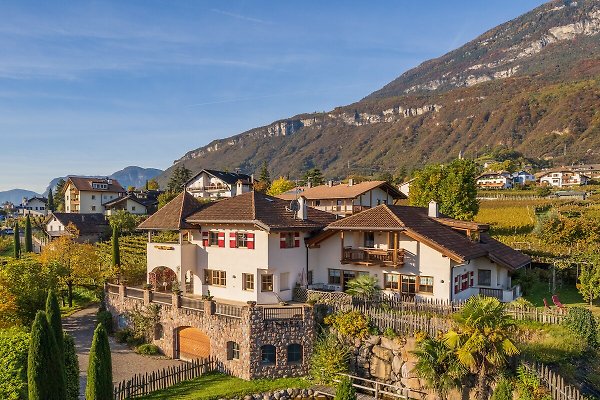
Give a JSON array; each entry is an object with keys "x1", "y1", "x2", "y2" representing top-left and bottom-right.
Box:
[
  {"x1": 108, "y1": 210, "x2": 140, "y2": 234},
  {"x1": 266, "y1": 177, "x2": 296, "y2": 196}
]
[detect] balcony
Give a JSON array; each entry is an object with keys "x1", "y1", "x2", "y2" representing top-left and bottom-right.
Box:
[
  {"x1": 341, "y1": 247, "x2": 404, "y2": 267},
  {"x1": 146, "y1": 242, "x2": 197, "y2": 272}
]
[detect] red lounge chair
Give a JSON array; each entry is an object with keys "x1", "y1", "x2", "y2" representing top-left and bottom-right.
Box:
[
  {"x1": 551, "y1": 294, "x2": 564, "y2": 308},
  {"x1": 543, "y1": 298, "x2": 550, "y2": 309}
]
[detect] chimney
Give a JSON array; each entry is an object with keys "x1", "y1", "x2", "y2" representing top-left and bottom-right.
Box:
[
  {"x1": 297, "y1": 196, "x2": 308, "y2": 220},
  {"x1": 327, "y1": 180, "x2": 333, "y2": 187},
  {"x1": 348, "y1": 178, "x2": 354, "y2": 186},
  {"x1": 428, "y1": 200, "x2": 439, "y2": 218},
  {"x1": 251, "y1": 174, "x2": 254, "y2": 183},
  {"x1": 307, "y1": 180, "x2": 312, "y2": 188},
  {"x1": 236, "y1": 180, "x2": 243, "y2": 196}
]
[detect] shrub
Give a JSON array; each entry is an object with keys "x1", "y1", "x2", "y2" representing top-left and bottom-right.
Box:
[
  {"x1": 96, "y1": 310, "x2": 113, "y2": 334},
  {"x1": 115, "y1": 329, "x2": 134, "y2": 344},
  {"x1": 0, "y1": 328, "x2": 29, "y2": 400},
  {"x1": 324, "y1": 311, "x2": 371, "y2": 339},
  {"x1": 136, "y1": 344, "x2": 160, "y2": 355},
  {"x1": 563, "y1": 307, "x2": 598, "y2": 348},
  {"x1": 334, "y1": 376, "x2": 356, "y2": 400},
  {"x1": 515, "y1": 366, "x2": 552, "y2": 400},
  {"x1": 491, "y1": 377, "x2": 514, "y2": 400},
  {"x1": 514, "y1": 269, "x2": 539, "y2": 297},
  {"x1": 310, "y1": 333, "x2": 351, "y2": 384},
  {"x1": 383, "y1": 327, "x2": 397, "y2": 339}
]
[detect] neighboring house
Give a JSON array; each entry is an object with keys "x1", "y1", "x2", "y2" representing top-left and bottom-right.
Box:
[
  {"x1": 537, "y1": 169, "x2": 590, "y2": 187},
  {"x1": 476, "y1": 172, "x2": 513, "y2": 189},
  {"x1": 139, "y1": 191, "x2": 336, "y2": 303},
  {"x1": 185, "y1": 169, "x2": 253, "y2": 199},
  {"x1": 306, "y1": 201, "x2": 530, "y2": 302},
  {"x1": 18, "y1": 196, "x2": 48, "y2": 216},
  {"x1": 103, "y1": 194, "x2": 149, "y2": 215},
  {"x1": 570, "y1": 163, "x2": 600, "y2": 180},
  {"x1": 398, "y1": 179, "x2": 413, "y2": 198},
  {"x1": 512, "y1": 170, "x2": 536, "y2": 185},
  {"x1": 45, "y1": 212, "x2": 109, "y2": 243},
  {"x1": 277, "y1": 180, "x2": 405, "y2": 217},
  {"x1": 62, "y1": 176, "x2": 126, "y2": 213}
]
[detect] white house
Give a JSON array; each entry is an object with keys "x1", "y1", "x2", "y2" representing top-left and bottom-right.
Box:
[
  {"x1": 138, "y1": 191, "x2": 336, "y2": 304},
  {"x1": 62, "y1": 177, "x2": 126, "y2": 214},
  {"x1": 306, "y1": 201, "x2": 530, "y2": 302},
  {"x1": 476, "y1": 172, "x2": 513, "y2": 189},
  {"x1": 19, "y1": 196, "x2": 48, "y2": 216},
  {"x1": 45, "y1": 212, "x2": 109, "y2": 243},
  {"x1": 103, "y1": 194, "x2": 149, "y2": 215},
  {"x1": 537, "y1": 169, "x2": 590, "y2": 187},
  {"x1": 277, "y1": 180, "x2": 405, "y2": 217},
  {"x1": 185, "y1": 169, "x2": 253, "y2": 199},
  {"x1": 512, "y1": 170, "x2": 536, "y2": 186}
]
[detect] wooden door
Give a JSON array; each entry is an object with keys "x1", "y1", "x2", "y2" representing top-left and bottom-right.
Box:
[{"x1": 178, "y1": 327, "x2": 210, "y2": 361}]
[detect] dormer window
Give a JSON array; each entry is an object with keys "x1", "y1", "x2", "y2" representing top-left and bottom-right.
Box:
[{"x1": 92, "y1": 182, "x2": 108, "y2": 190}]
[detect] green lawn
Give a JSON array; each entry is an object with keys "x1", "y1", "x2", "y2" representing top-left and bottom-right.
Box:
[
  {"x1": 60, "y1": 286, "x2": 100, "y2": 317},
  {"x1": 522, "y1": 279, "x2": 600, "y2": 316},
  {"x1": 138, "y1": 372, "x2": 311, "y2": 400}
]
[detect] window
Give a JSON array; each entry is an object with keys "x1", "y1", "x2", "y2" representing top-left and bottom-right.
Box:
[
  {"x1": 236, "y1": 232, "x2": 248, "y2": 248},
  {"x1": 209, "y1": 231, "x2": 219, "y2": 246},
  {"x1": 132, "y1": 206, "x2": 136, "y2": 211},
  {"x1": 261, "y1": 274, "x2": 273, "y2": 292},
  {"x1": 91, "y1": 195, "x2": 96, "y2": 200},
  {"x1": 91, "y1": 206, "x2": 96, "y2": 211},
  {"x1": 364, "y1": 232, "x2": 375, "y2": 248},
  {"x1": 287, "y1": 344, "x2": 303, "y2": 363},
  {"x1": 328, "y1": 269, "x2": 341, "y2": 285},
  {"x1": 261, "y1": 345, "x2": 276, "y2": 365},
  {"x1": 315, "y1": 200, "x2": 321, "y2": 206},
  {"x1": 227, "y1": 341, "x2": 240, "y2": 360},
  {"x1": 478, "y1": 269, "x2": 492, "y2": 286},
  {"x1": 384, "y1": 274, "x2": 400, "y2": 291},
  {"x1": 280, "y1": 272, "x2": 290, "y2": 291},
  {"x1": 418, "y1": 276, "x2": 434, "y2": 294},
  {"x1": 243, "y1": 273, "x2": 254, "y2": 291},
  {"x1": 281, "y1": 232, "x2": 295, "y2": 248},
  {"x1": 204, "y1": 269, "x2": 226, "y2": 287},
  {"x1": 401, "y1": 275, "x2": 417, "y2": 294}
]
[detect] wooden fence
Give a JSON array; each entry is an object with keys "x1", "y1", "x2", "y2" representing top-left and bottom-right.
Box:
[
  {"x1": 522, "y1": 361, "x2": 584, "y2": 400},
  {"x1": 113, "y1": 358, "x2": 216, "y2": 400}
]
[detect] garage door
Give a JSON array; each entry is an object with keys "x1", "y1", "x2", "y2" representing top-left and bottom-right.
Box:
[{"x1": 178, "y1": 327, "x2": 211, "y2": 361}]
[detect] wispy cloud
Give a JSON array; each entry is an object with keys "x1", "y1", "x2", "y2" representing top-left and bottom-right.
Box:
[{"x1": 211, "y1": 8, "x2": 271, "y2": 25}]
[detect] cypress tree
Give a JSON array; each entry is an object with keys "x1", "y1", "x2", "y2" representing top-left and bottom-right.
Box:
[
  {"x1": 13, "y1": 221, "x2": 20, "y2": 259},
  {"x1": 86, "y1": 323, "x2": 113, "y2": 400},
  {"x1": 28, "y1": 311, "x2": 67, "y2": 400},
  {"x1": 64, "y1": 332, "x2": 80, "y2": 400},
  {"x1": 112, "y1": 225, "x2": 120, "y2": 268},
  {"x1": 47, "y1": 189, "x2": 55, "y2": 212},
  {"x1": 46, "y1": 289, "x2": 64, "y2": 358},
  {"x1": 24, "y1": 215, "x2": 33, "y2": 253}
]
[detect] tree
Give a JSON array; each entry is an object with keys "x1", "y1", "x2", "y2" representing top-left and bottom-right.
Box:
[
  {"x1": 64, "y1": 333, "x2": 80, "y2": 400},
  {"x1": 266, "y1": 177, "x2": 296, "y2": 196},
  {"x1": 46, "y1": 289, "x2": 64, "y2": 358},
  {"x1": 112, "y1": 225, "x2": 121, "y2": 271},
  {"x1": 445, "y1": 296, "x2": 519, "y2": 400},
  {"x1": 147, "y1": 178, "x2": 159, "y2": 190},
  {"x1": 578, "y1": 263, "x2": 600, "y2": 306},
  {"x1": 54, "y1": 179, "x2": 66, "y2": 211},
  {"x1": 258, "y1": 161, "x2": 271, "y2": 186},
  {"x1": 13, "y1": 221, "x2": 20, "y2": 259},
  {"x1": 157, "y1": 191, "x2": 178, "y2": 209},
  {"x1": 345, "y1": 275, "x2": 380, "y2": 297},
  {"x1": 413, "y1": 337, "x2": 466, "y2": 400},
  {"x1": 301, "y1": 168, "x2": 324, "y2": 186},
  {"x1": 28, "y1": 311, "x2": 66, "y2": 400},
  {"x1": 24, "y1": 215, "x2": 33, "y2": 253},
  {"x1": 47, "y1": 189, "x2": 55, "y2": 212},
  {"x1": 334, "y1": 376, "x2": 356, "y2": 400},
  {"x1": 108, "y1": 210, "x2": 140, "y2": 234},
  {"x1": 86, "y1": 323, "x2": 113, "y2": 400},
  {"x1": 409, "y1": 159, "x2": 479, "y2": 220},
  {"x1": 167, "y1": 164, "x2": 192, "y2": 193}
]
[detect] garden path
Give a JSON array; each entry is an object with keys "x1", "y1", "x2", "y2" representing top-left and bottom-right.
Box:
[{"x1": 63, "y1": 305, "x2": 184, "y2": 398}]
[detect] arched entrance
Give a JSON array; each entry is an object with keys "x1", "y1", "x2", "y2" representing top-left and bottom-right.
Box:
[
  {"x1": 148, "y1": 266, "x2": 177, "y2": 292},
  {"x1": 177, "y1": 327, "x2": 211, "y2": 361}
]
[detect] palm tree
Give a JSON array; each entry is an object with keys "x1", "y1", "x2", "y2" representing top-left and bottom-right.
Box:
[
  {"x1": 413, "y1": 336, "x2": 466, "y2": 400},
  {"x1": 444, "y1": 296, "x2": 519, "y2": 400},
  {"x1": 345, "y1": 275, "x2": 380, "y2": 297}
]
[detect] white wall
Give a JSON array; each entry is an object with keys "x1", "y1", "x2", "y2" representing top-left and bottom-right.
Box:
[{"x1": 451, "y1": 257, "x2": 513, "y2": 301}]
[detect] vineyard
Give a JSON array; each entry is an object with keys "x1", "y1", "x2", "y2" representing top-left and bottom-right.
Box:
[{"x1": 96, "y1": 234, "x2": 147, "y2": 285}]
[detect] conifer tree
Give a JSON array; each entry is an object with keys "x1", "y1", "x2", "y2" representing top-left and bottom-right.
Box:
[
  {"x1": 13, "y1": 221, "x2": 20, "y2": 259},
  {"x1": 64, "y1": 332, "x2": 80, "y2": 400},
  {"x1": 86, "y1": 323, "x2": 113, "y2": 400},
  {"x1": 24, "y1": 215, "x2": 33, "y2": 253},
  {"x1": 112, "y1": 225, "x2": 120, "y2": 268},
  {"x1": 28, "y1": 311, "x2": 67, "y2": 400},
  {"x1": 46, "y1": 289, "x2": 64, "y2": 358},
  {"x1": 47, "y1": 189, "x2": 55, "y2": 212}
]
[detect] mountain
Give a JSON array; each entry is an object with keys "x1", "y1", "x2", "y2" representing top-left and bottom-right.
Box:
[
  {"x1": 156, "y1": 0, "x2": 600, "y2": 186},
  {"x1": 0, "y1": 189, "x2": 40, "y2": 205},
  {"x1": 45, "y1": 166, "x2": 163, "y2": 194}
]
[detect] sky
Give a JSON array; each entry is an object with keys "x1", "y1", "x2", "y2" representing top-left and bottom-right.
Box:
[{"x1": 0, "y1": 0, "x2": 547, "y2": 193}]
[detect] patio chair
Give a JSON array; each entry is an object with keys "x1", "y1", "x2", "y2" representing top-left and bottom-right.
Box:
[
  {"x1": 551, "y1": 294, "x2": 565, "y2": 309},
  {"x1": 543, "y1": 298, "x2": 550, "y2": 309}
]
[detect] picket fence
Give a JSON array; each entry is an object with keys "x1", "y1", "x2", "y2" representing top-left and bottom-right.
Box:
[
  {"x1": 113, "y1": 358, "x2": 216, "y2": 400},
  {"x1": 522, "y1": 362, "x2": 584, "y2": 400}
]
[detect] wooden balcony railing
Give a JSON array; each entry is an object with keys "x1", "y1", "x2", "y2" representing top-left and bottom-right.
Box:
[
  {"x1": 341, "y1": 247, "x2": 404, "y2": 267},
  {"x1": 478, "y1": 287, "x2": 503, "y2": 300}
]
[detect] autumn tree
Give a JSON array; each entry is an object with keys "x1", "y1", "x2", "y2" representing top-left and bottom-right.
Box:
[
  {"x1": 157, "y1": 191, "x2": 178, "y2": 209},
  {"x1": 576, "y1": 253, "x2": 600, "y2": 306},
  {"x1": 108, "y1": 210, "x2": 140, "y2": 234},
  {"x1": 266, "y1": 177, "x2": 296, "y2": 196},
  {"x1": 147, "y1": 178, "x2": 159, "y2": 190}
]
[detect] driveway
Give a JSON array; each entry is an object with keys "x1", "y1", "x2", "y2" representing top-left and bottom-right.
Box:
[{"x1": 63, "y1": 306, "x2": 184, "y2": 397}]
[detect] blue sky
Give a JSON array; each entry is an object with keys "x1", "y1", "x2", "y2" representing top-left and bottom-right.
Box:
[{"x1": 0, "y1": 0, "x2": 547, "y2": 193}]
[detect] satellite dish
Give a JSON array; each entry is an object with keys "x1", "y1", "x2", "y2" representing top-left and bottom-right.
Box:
[{"x1": 289, "y1": 200, "x2": 300, "y2": 212}]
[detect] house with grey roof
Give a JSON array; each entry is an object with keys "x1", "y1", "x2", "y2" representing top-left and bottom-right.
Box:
[{"x1": 185, "y1": 169, "x2": 254, "y2": 199}]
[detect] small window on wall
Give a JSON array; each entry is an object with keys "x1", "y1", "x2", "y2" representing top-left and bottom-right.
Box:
[
  {"x1": 401, "y1": 275, "x2": 417, "y2": 294},
  {"x1": 287, "y1": 344, "x2": 303, "y2": 363},
  {"x1": 209, "y1": 231, "x2": 219, "y2": 246},
  {"x1": 243, "y1": 273, "x2": 254, "y2": 291},
  {"x1": 364, "y1": 232, "x2": 375, "y2": 248},
  {"x1": 227, "y1": 341, "x2": 240, "y2": 360},
  {"x1": 418, "y1": 276, "x2": 434, "y2": 294},
  {"x1": 261, "y1": 274, "x2": 273, "y2": 292},
  {"x1": 384, "y1": 274, "x2": 400, "y2": 291},
  {"x1": 236, "y1": 232, "x2": 248, "y2": 248},
  {"x1": 328, "y1": 269, "x2": 341, "y2": 285},
  {"x1": 478, "y1": 269, "x2": 492, "y2": 286},
  {"x1": 261, "y1": 345, "x2": 276, "y2": 365}
]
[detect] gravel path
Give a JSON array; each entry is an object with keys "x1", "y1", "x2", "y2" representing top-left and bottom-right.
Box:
[{"x1": 63, "y1": 306, "x2": 184, "y2": 398}]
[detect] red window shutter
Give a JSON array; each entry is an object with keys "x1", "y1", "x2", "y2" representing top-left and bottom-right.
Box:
[
  {"x1": 294, "y1": 232, "x2": 300, "y2": 248},
  {"x1": 280, "y1": 233, "x2": 286, "y2": 249},
  {"x1": 218, "y1": 232, "x2": 225, "y2": 248},
  {"x1": 202, "y1": 231, "x2": 209, "y2": 247},
  {"x1": 247, "y1": 233, "x2": 255, "y2": 249},
  {"x1": 230, "y1": 232, "x2": 237, "y2": 248}
]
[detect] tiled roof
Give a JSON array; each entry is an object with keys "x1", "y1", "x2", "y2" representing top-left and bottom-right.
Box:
[
  {"x1": 48, "y1": 212, "x2": 109, "y2": 235},
  {"x1": 186, "y1": 169, "x2": 253, "y2": 186},
  {"x1": 138, "y1": 191, "x2": 204, "y2": 230},
  {"x1": 64, "y1": 176, "x2": 126, "y2": 193},
  {"x1": 103, "y1": 194, "x2": 147, "y2": 208},
  {"x1": 325, "y1": 204, "x2": 529, "y2": 270},
  {"x1": 186, "y1": 191, "x2": 337, "y2": 231},
  {"x1": 277, "y1": 180, "x2": 405, "y2": 201}
]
